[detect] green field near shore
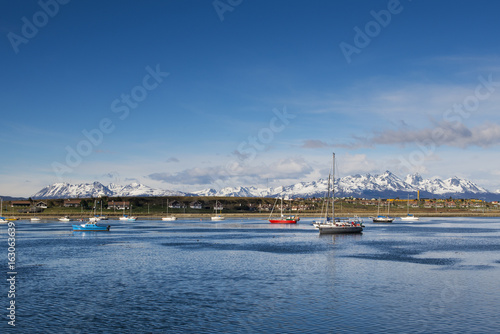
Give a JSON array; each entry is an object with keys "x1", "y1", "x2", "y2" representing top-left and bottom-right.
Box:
[{"x1": 3, "y1": 195, "x2": 499, "y2": 219}]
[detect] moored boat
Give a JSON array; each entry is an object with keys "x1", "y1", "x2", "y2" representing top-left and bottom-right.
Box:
[
  {"x1": 373, "y1": 199, "x2": 394, "y2": 223},
  {"x1": 211, "y1": 200, "x2": 225, "y2": 221},
  {"x1": 401, "y1": 214, "x2": 419, "y2": 221},
  {"x1": 72, "y1": 221, "x2": 110, "y2": 231},
  {"x1": 162, "y1": 199, "x2": 177, "y2": 221},
  {"x1": 268, "y1": 197, "x2": 299, "y2": 224},
  {"x1": 119, "y1": 215, "x2": 137, "y2": 221},
  {"x1": 313, "y1": 153, "x2": 363, "y2": 234},
  {"x1": 269, "y1": 215, "x2": 299, "y2": 224},
  {"x1": 373, "y1": 215, "x2": 394, "y2": 223},
  {"x1": 314, "y1": 218, "x2": 364, "y2": 234},
  {"x1": 59, "y1": 216, "x2": 72, "y2": 222},
  {"x1": 400, "y1": 195, "x2": 419, "y2": 221}
]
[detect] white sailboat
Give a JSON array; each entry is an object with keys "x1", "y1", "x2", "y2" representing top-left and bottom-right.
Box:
[
  {"x1": 373, "y1": 198, "x2": 394, "y2": 223},
  {"x1": 401, "y1": 195, "x2": 419, "y2": 221},
  {"x1": 162, "y1": 199, "x2": 177, "y2": 221},
  {"x1": 211, "y1": 200, "x2": 225, "y2": 221},
  {"x1": 119, "y1": 204, "x2": 137, "y2": 221},
  {"x1": 313, "y1": 153, "x2": 364, "y2": 234}
]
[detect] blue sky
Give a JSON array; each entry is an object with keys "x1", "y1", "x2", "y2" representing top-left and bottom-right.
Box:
[{"x1": 2, "y1": 0, "x2": 500, "y2": 196}]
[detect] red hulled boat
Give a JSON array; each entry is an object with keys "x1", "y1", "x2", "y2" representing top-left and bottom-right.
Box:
[{"x1": 268, "y1": 197, "x2": 299, "y2": 224}]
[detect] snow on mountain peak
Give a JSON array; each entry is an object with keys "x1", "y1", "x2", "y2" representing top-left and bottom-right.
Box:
[{"x1": 31, "y1": 171, "x2": 497, "y2": 200}]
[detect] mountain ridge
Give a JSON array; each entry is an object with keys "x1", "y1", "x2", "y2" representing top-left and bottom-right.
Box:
[{"x1": 31, "y1": 172, "x2": 500, "y2": 201}]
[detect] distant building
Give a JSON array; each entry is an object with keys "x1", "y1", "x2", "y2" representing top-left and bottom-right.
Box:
[
  {"x1": 108, "y1": 201, "x2": 130, "y2": 210},
  {"x1": 190, "y1": 201, "x2": 203, "y2": 209},
  {"x1": 169, "y1": 200, "x2": 185, "y2": 209},
  {"x1": 63, "y1": 199, "x2": 81, "y2": 207},
  {"x1": 34, "y1": 201, "x2": 47, "y2": 209},
  {"x1": 11, "y1": 200, "x2": 31, "y2": 207}
]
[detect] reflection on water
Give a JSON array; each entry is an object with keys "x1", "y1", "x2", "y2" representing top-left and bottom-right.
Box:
[{"x1": 2, "y1": 217, "x2": 500, "y2": 333}]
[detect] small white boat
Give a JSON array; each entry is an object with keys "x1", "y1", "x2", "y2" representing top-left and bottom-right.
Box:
[
  {"x1": 400, "y1": 195, "x2": 419, "y2": 221},
  {"x1": 119, "y1": 215, "x2": 137, "y2": 221},
  {"x1": 162, "y1": 199, "x2": 177, "y2": 221},
  {"x1": 211, "y1": 200, "x2": 225, "y2": 221},
  {"x1": 59, "y1": 216, "x2": 71, "y2": 222},
  {"x1": 401, "y1": 214, "x2": 419, "y2": 221},
  {"x1": 31, "y1": 217, "x2": 41, "y2": 222}
]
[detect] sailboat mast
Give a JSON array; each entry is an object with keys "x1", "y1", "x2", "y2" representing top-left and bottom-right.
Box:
[
  {"x1": 280, "y1": 197, "x2": 283, "y2": 217},
  {"x1": 332, "y1": 153, "x2": 335, "y2": 219},
  {"x1": 407, "y1": 194, "x2": 410, "y2": 215},
  {"x1": 325, "y1": 173, "x2": 330, "y2": 219}
]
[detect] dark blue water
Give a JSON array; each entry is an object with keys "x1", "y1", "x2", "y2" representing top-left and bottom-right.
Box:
[{"x1": 2, "y1": 217, "x2": 500, "y2": 333}]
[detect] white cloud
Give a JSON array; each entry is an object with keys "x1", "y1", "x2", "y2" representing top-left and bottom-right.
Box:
[
  {"x1": 363, "y1": 122, "x2": 500, "y2": 148},
  {"x1": 147, "y1": 156, "x2": 314, "y2": 188}
]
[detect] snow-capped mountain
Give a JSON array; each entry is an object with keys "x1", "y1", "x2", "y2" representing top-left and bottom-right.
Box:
[
  {"x1": 33, "y1": 182, "x2": 186, "y2": 199},
  {"x1": 192, "y1": 172, "x2": 496, "y2": 200},
  {"x1": 34, "y1": 182, "x2": 114, "y2": 199},
  {"x1": 412, "y1": 176, "x2": 488, "y2": 195},
  {"x1": 32, "y1": 172, "x2": 499, "y2": 200}
]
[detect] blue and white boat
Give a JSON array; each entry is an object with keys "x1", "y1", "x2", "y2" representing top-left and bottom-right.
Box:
[{"x1": 72, "y1": 221, "x2": 110, "y2": 231}]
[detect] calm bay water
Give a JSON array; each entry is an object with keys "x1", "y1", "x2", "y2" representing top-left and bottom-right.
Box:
[{"x1": 2, "y1": 217, "x2": 500, "y2": 333}]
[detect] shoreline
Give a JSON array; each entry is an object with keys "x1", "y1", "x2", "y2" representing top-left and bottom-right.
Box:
[{"x1": 6, "y1": 211, "x2": 500, "y2": 220}]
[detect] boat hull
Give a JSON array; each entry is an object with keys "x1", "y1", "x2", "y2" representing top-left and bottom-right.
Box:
[
  {"x1": 373, "y1": 216, "x2": 394, "y2": 223},
  {"x1": 401, "y1": 215, "x2": 419, "y2": 221},
  {"x1": 317, "y1": 225, "x2": 363, "y2": 234},
  {"x1": 72, "y1": 224, "x2": 110, "y2": 231},
  {"x1": 162, "y1": 217, "x2": 177, "y2": 221},
  {"x1": 269, "y1": 219, "x2": 298, "y2": 224},
  {"x1": 211, "y1": 216, "x2": 225, "y2": 221}
]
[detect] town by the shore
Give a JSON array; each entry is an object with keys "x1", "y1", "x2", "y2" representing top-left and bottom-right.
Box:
[{"x1": 3, "y1": 196, "x2": 499, "y2": 219}]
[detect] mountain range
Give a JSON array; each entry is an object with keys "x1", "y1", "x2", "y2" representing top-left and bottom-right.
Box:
[{"x1": 30, "y1": 171, "x2": 500, "y2": 201}]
